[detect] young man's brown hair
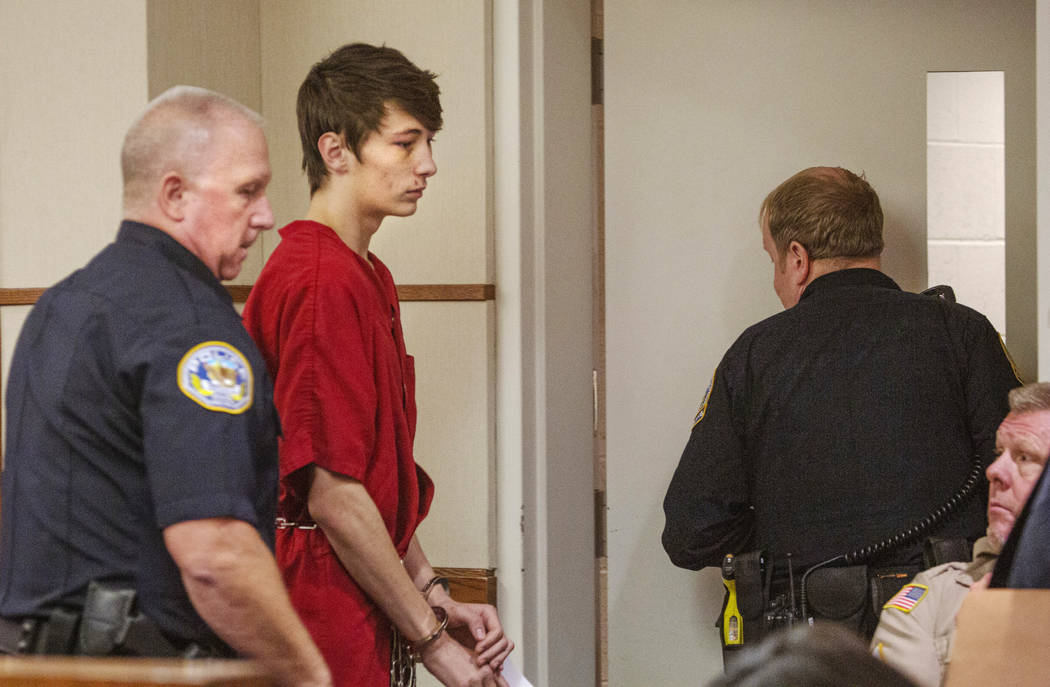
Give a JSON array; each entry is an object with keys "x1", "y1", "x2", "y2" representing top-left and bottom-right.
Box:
[{"x1": 297, "y1": 43, "x2": 443, "y2": 195}]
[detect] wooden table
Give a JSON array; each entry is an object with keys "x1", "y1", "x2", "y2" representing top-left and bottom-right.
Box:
[{"x1": 0, "y1": 656, "x2": 271, "y2": 686}]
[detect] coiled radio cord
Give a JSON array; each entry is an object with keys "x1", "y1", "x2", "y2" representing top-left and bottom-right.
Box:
[{"x1": 799, "y1": 453, "x2": 984, "y2": 621}]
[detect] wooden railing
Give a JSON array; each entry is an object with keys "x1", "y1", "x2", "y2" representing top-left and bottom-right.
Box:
[
  {"x1": 434, "y1": 567, "x2": 498, "y2": 606},
  {"x1": 0, "y1": 656, "x2": 271, "y2": 686},
  {"x1": 0, "y1": 284, "x2": 495, "y2": 307}
]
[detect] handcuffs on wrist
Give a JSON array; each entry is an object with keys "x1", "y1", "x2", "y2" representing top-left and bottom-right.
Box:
[
  {"x1": 420, "y1": 575, "x2": 449, "y2": 601},
  {"x1": 390, "y1": 577, "x2": 452, "y2": 687},
  {"x1": 408, "y1": 605, "x2": 448, "y2": 661}
]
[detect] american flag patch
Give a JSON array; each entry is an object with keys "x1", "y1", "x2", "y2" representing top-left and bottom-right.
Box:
[{"x1": 883, "y1": 584, "x2": 928, "y2": 613}]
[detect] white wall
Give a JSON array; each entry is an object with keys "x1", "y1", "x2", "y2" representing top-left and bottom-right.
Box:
[
  {"x1": 927, "y1": 71, "x2": 1006, "y2": 333},
  {"x1": 605, "y1": 2, "x2": 1036, "y2": 684}
]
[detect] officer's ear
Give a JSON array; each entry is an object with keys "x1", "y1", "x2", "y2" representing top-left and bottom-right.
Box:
[
  {"x1": 785, "y1": 240, "x2": 812, "y2": 286},
  {"x1": 158, "y1": 171, "x2": 188, "y2": 222}
]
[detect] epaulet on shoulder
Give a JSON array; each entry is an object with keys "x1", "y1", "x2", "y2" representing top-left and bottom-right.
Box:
[{"x1": 923, "y1": 559, "x2": 969, "y2": 580}]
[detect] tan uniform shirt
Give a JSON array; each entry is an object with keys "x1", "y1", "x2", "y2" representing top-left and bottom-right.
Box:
[{"x1": 870, "y1": 537, "x2": 999, "y2": 687}]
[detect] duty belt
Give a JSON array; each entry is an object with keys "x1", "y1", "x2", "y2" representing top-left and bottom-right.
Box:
[{"x1": 0, "y1": 582, "x2": 233, "y2": 658}]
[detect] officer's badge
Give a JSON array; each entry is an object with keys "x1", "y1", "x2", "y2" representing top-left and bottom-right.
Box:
[
  {"x1": 882, "y1": 583, "x2": 928, "y2": 613},
  {"x1": 177, "y1": 341, "x2": 253, "y2": 414},
  {"x1": 693, "y1": 370, "x2": 716, "y2": 427}
]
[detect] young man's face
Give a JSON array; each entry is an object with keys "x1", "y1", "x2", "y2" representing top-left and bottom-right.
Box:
[{"x1": 348, "y1": 104, "x2": 437, "y2": 221}]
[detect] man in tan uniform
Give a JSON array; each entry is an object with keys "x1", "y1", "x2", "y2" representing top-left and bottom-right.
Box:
[{"x1": 870, "y1": 382, "x2": 1050, "y2": 687}]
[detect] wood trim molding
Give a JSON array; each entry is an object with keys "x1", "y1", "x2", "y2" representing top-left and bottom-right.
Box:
[
  {"x1": 225, "y1": 285, "x2": 253, "y2": 303},
  {"x1": 434, "y1": 567, "x2": 498, "y2": 607},
  {"x1": 0, "y1": 284, "x2": 495, "y2": 306},
  {"x1": 0, "y1": 288, "x2": 46, "y2": 306},
  {"x1": 395, "y1": 284, "x2": 495, "y2": 302}
]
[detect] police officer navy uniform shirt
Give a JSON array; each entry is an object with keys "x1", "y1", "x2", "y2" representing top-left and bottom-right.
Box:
[
  {"x1": 662, "y1": 268, "x2": 1021, "y2": 573},
  {"x1": 0, "y1": 221, "x2": 279, "y2": 649}
]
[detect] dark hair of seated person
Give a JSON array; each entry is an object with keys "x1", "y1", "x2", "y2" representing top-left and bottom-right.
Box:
[{"x1": 707, "y1": 622, "x2": 917, "y2": 687}]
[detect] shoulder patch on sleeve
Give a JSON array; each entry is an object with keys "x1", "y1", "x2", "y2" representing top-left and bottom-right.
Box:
[
  {"x1": 998, "y1": 332, "x2": 1023, "y2": 384},
  {"x1": 692, "y1": 370, "x2": 716, "y2": 427},
  {"x1": 882, "y1": 583, "x2": 928, "y2": 613},
  {"x1": 177, "y1": 341, "x2": 254, "y2": 414}
]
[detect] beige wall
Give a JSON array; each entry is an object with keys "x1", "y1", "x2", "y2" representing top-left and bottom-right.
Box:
[
  {"x1": 605, "y1": 1, "x2": 1036, "y2": 683},
  {"x1": 147, "y1": 0, "x2": 262, "y2": 109},
  {"x1": 0, "y1": 1, "x2": 147, "y2": 288},
  {"x1": 0, "y1": 0, "x2": 149, "y2": 449},
  {"x1": 147, "y1": 0, "x2": 264, "y2": 282}
]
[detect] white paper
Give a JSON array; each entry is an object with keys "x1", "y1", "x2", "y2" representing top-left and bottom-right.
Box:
[{"x1": 501, "y1": 657, "x2": 535, "y2": 687}]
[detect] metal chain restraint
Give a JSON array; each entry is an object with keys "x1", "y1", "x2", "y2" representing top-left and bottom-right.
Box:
[
  {"x1": 391, "y1": 577, "x2": 448, "y2": 687},
  {"x1": 390, "y1": 629, "x2": 416, "y2": 687}
]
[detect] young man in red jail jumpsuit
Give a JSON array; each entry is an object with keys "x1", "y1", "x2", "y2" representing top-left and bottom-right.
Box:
[{"x1": 243, "y1": 44, "x2": 513, "y2": 687}]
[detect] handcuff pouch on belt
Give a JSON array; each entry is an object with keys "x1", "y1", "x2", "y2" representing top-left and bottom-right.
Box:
[
  {"x1": 78, "y1": 581, "x2": 138, "y2": 655},
  {"x1": 1, "y1": 582, "x2": 230, "y2": 658},
  {"x1": 805, "y1": 565, "x2": 869, "y2": 628},
  {"x1": 79, "y1": 581, "x2": 230, "y2": 657}
]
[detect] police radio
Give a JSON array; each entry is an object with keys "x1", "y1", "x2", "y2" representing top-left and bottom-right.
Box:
[{"x1": 919, "y1": 284, "x2": 956, "y2": 302}]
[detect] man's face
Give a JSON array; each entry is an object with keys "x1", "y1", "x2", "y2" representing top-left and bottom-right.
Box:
[
  {"x1": 987, "y1": 409, "x2": 1050, "y2": 544},
  {"x1": 761, "y1": 218, "x2": 795, "y2": 309},
  {"x1": 348, "y1": 104, "x2": 437, "y2": 221},
  {"x1": 184, "y1": 116, "x2": 274, "y2": 281}
]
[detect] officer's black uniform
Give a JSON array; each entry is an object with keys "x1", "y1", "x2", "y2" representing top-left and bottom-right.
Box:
[
  {"x1": 663, "y1": 268, "x2": 1020, "y2": 575},
  {"x1": 0, "y1": 221, "x2": 279, "y2": 653}
]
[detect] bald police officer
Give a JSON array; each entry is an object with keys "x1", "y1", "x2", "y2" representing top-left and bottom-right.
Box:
[{"x1": 0, "y1": 87, "x2": 330, "y2": 687}]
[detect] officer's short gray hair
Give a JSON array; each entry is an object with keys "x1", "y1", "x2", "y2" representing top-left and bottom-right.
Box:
[
  {"x1": 1008, "y1": 382, "x2": 1050, "y2": 414},
  {"x1": 121, "y1": 86, "x2": 263, "y2": 212}
]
